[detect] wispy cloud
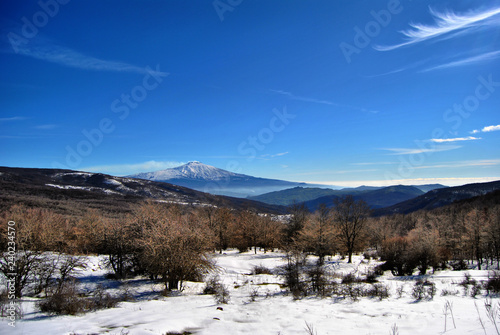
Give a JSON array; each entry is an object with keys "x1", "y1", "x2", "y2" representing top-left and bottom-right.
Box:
[
  {"x1": 374, "y1": 6, "x2": 500, "y2": 51},
  {"x1": 260, "y1": 152, "x2": 289, "y2": 159},
  {"x1": 423, "y1": 50, "x2": 500, "y2": 72},
  {"x1": 306, "y1": 177, "x2": 500, "y2": 188},
  {"x1": 414, "y1": 159, "x2": 500, "y2": 170},
  {"x1": 382, "y1": 145, "x2": 461, "y2": 155},
  {"x1": 270, "y1": 89, "x2": 378, "y2": 113},
  {"x1": 0, "y1": 116, "x2": 28, "y2": 122},
  {"x1": 34, "y1": 124, "x2": 58, "y2": 130},
  {"x1": 12, "y1": 39, "x2": 167, "y2": 75},
  {"x1": 430, "y1": 136, "x2": 481, "y2": 143},
  {"x1": 471, "y1": 124, "x2": 500, "y2": 133},
  {"x1": 82, "y1": 160, "x2": 184, "y2": 176}
]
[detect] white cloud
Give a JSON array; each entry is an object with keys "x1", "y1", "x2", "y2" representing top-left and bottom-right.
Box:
[
  {"x1": 423, "y1": 50, "x2": 500, "y2": 72},
  {"x1": 0, "y1": 116, "x2": 27, "y2": 122},
  {"x1": 482, "y1": 124, "x2": 500, "y2": 132},
  {"x1": 13, "y1": 39, "x2": 167, "y2": 76},
  {"x1": 304, "y1": 177, "x2": 500, "y2": 188},
  {"x1": 270, "y1": 89, "x2": 378, "y2": 113},
  {"x1": 414, "y1": 159, "x2": 500, "y2": 170},
  {"x1": 82, "y1": 160, "x2": 184, "y2": 176},
  {"x1": 374, "y1": 6, "x2": 500, "y2": 51},
  {"x1": 470, "y1": 124, "x2": 500, "y2": 133},
  {"x1": 382, "y1": 145, "x2": 461, "y2": 155},
  {"x1": 34, "y1": 124, "x2": 58, "y2": 130},
  {"x1": 430, "y1": 136, "x2": 481, "y2": 143},
  {"x1": 260, "y1": 152, "x2": 289, "y2": 159}
]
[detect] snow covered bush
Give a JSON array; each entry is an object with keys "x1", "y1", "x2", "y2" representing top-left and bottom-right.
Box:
[{"x1": 411, "y1": 280, "x2": 436, "y2": 301}]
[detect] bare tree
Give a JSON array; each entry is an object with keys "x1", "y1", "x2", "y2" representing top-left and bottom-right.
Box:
[
  {"x1": 332, "y1": 196, "x2": 370, "y2": 263},
  {"x1": 134, "y1": 202, "x2": 214, "y2": 291},
  {"x1": 299, "y1": 204, "x2": 336, "y2": 265},
  {"x1": 285, "y1": 203, "x2": 309, "y2": 246}
]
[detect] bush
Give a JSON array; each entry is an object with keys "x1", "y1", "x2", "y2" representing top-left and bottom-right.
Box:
[
  {"x1": 441, "y1": 288, "x2": 459, "y2": 296},
  {"x1": 365, "y1": 283, "x2": 390, "y2": 300},
  {"x1": 411, "y1": 280, "x2": 436, "y2": 301},
  {"x1": 341, "y1": 272, "x2": 358, "y2": 284},
  {"x1": 364, "y1": 270, "x2": 379, "y2": 283},
  {"x1": 214, "y1": 284, "x2": 230, "y2": 304},
  {"x1": 38, "y1": 281, "x2": 85, "y2": 315},
  {"x1": 450, "y1": 259, "x2": 468, "y2": 271},
  {"x1": 485, "y1": 271, "x2": 500, "y2": 295},
  {"x1": 202, "y1": 275, "x2": 230, "y2": 304},
  {"x1": 252, "y1": 265, "x2": 273, "y2": 275},
  {"x1": 307, "y1": 265, "x2": 329, "y2": 296},
  {"x1": 38, "y1": 281, "x2": 119, "y2": 315}
]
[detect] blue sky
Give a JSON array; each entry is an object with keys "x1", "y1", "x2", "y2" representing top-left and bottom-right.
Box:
[{"x1": 1, "y1": 0, "x2": 499, "y2": 187}]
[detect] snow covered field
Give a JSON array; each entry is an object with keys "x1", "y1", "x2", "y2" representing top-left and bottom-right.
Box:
[{"x1": 2, "y1": 250, "x2": 499, "y2": 335}]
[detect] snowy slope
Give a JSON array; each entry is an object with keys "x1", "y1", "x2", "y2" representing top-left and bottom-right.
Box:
[
  {"x1": 4, "y1": 251, "x2": 499, "y2": 335},
  {"x1": 130, "y1": 161, "x2": 243, "y2": 181}
]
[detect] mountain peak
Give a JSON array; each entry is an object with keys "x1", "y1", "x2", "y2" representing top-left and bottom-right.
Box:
[
  {"x1": 129, "y1": 161, "x2": 240, "y2": 182},
  {"x1": 127, "y1": 161, "x2": 306, "y2": 197}
]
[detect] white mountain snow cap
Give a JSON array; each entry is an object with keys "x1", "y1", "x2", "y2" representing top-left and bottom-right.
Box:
[{"x1": 129, "y1": 161, "x2": 240, "y2": 181}]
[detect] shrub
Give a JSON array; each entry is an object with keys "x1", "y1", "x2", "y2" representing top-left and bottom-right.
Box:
[
  {"x1": 441, "y1": 288, "x2": 459, "y2": 296},
  {"x1": 365, "y1": 283, "x2": 390, "y2": 300},
  {"x1": 38, "y1": 281, "x2": 119, "y2": 315},
  {"x1": 411, "y1": 280, "x2": 436, "y2": 301},
  {"x1": 252, "y1": 265, "x2": 273, "y2": 275},
  {"x1": 202, "y1": 275, "x2": 230, "y2": 304},
  {"x1": 341, "y1": 272, "x2": 357, "y2": 284},
  {"x1": 38, "y1": 281, "x2": 85, "y2": 315},
  {"x1": 470, "y1": 282, "x2": 482, "y2": 298},
  {"x1": 249, "y1": 286, "x2": 259, "y2": 302},
  {"x1": 203, "y1": 275, "x2": 222, "y2": 295},
  {"x1": 307, "y1": 265, "x2": 329, "y2": 296},
  {"x1": 396, "y1": 285, "x2": 405, "y2": 299},
  {"x1": 450, "y1": 259, "x2": 468, "y2": 271},
  {"x1": 89, "y1": 284, "x2": 120, "y2": 310},
  {"x1": 485, "y1": 271, "x2": 500, "y2": 295},
  {"x1": 214, "y1": 284, "x2": 230, "y2": 304},
  {"x1": 344, "y1": 283, "x2": 363, "y2": 302},
  {"x1": 364, "y1": 270, "x2": 379, "y2": 283}
]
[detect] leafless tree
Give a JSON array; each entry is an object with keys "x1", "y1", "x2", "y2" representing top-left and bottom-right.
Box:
[{"x1": 332, "y1": 196, "x2": 370, "y2": 263}]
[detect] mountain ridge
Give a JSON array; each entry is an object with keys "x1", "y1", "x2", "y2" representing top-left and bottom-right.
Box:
[
  {"x1": 128, "y1": 161, "x2": 310, "y2": 197},
  {"x1": 0, "y1": 166, "x2": 287, "y2": 217}
]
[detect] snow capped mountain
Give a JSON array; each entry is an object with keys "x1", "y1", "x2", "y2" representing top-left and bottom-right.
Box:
[
  {"x1": 128, "y1": 161, "x2": 307, "y2": 197},
  {"x1": 130, "y1": 161, "x2": 243, "y2": 181}
]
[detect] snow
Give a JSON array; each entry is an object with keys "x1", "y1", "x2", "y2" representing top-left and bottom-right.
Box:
[
  {"x1": 129, "y1": 161, "x2": 242, "y2": 182},
  {"x1": 2, "y1": 251, "x2": 499, "y2": 335},
  {"x1": 45, "y1": 184, "x2": 91, "y2": 191},
  {"x1": 104, "y1": 179, "x2": 123, "y2": 186}
]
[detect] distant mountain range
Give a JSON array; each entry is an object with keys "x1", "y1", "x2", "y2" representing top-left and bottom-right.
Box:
[
  {"x1": 248, "y1": 184, "x2": 447, "y2": 210},
  {"x1": 0, "y1": 167, "x2": 286, "y2": 217},
  {"x1": 128, "y1": 161, "x2": 310, "y2": 197},
  {"x1": 1, "y1": 166, "x2": 498, "y2": 218},
  {"x1": 373, "y1": 180, "x2": 500, "y2": 216}
]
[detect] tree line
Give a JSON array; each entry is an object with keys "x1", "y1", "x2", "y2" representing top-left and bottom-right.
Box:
[{"x1": 1, "y1": 193, "x2": 499, "y2": 298}]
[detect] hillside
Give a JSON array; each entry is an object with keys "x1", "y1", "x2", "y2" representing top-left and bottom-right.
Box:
[
  {"x1": 247, "y1": 186, "x2": 338, "y2": 206},
  {"x1": 373, "y1": 180, "x2": 500, "y2": 216},
  {"x1": 302, "y1": 185, "x2": 425, "y2": 211},
  {"x1": 0, "y1": 167, "x2": 286, "y2": 218}
]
